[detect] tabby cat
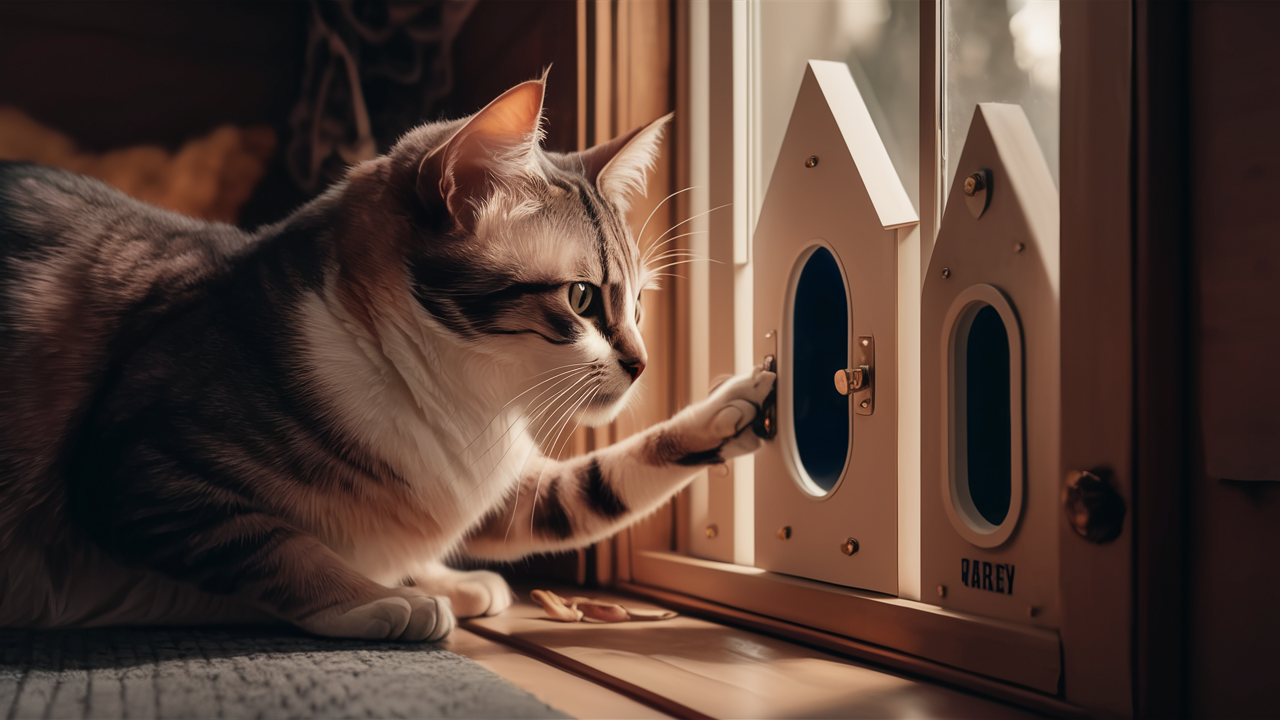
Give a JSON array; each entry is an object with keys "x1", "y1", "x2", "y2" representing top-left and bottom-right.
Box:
[{"x1": 0, "y1": 76, "x2": 774, "y2": 640}]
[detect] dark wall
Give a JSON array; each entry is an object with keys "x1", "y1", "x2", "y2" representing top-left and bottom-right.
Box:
[
  {"x1": 0, "y1": 1, "x2": 579, "y2": 226},
  {"x1": 1187, "y1": 1, "x2": 1280, "y2": 717}
]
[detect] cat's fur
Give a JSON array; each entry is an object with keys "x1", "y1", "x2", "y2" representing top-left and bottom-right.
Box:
[{"x1": 0, "y1": 76, "x2": 773, "y2": 640}]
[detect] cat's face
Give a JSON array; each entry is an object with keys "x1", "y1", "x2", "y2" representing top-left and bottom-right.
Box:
[{"x1": 393, "y1": 77, "x2": 669, "y2": 426}]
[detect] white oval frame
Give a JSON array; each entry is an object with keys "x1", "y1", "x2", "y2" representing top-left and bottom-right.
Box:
[
  {"x1": 780, "y1": 241, "x2": 854, "y2": 500},
  {"x1": 940, "y1": 283, "x2": 1025, "y2": 548}
]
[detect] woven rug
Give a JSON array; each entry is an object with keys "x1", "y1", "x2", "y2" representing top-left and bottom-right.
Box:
[{"x1": 0, "y1": 628, "x2": 569, "y2": 719}]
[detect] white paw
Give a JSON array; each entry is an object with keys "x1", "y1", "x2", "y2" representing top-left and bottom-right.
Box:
[
  {"x1": 685, "y1": 366, "x2": 775, "y2": 460},
  {"x1": 399, "y1": 594, "x2": 455, "y2": 641},
  {"x1": 299, "y1": 594, "x2": 454, "y2": 642},
  {"x1": 437, "y1": 570, "x2": 514, "y2": 618}
]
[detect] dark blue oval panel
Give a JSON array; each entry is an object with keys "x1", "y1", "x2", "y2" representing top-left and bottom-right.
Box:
[
  {"x1": 964, "y1": 305, "x2": 1012, "y2": 525},
  {"x1": 791, "y1": 247, "x2": 850, "y2": 492}
]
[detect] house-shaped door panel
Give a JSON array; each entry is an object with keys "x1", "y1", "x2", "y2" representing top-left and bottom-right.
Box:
[
  {"x1": 753, "y1": 61, "x2": 916, "y2": 595},
  {"x1": 921, "y1": 103, "x2": 1060, "y2": 626}
]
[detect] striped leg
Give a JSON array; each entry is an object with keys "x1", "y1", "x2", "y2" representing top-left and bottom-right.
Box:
[{"x1": 465, "y1": 367, "x2": 775, "y2": 559}]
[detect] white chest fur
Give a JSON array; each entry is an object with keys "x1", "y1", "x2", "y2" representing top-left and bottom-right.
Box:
[{"x1": 295, "y1": 291, "x2": 532, "y2": 585}]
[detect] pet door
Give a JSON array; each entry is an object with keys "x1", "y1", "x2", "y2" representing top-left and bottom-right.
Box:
[
  {"x1": 752, "y1": 61, "x2": 916, "y2": 594},
  {"x1": 921, "y1": 103, "x2": 1060, "y2": 626}
]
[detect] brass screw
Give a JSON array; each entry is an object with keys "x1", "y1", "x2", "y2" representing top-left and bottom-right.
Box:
[
  {"x1": 942, "y1": 267, "x2": 951, "y2": 279},
  {"x1": 963, "y1": 172, "x2": 985, "y2": 197},
  {"x1": 805, "y1": 155, "x2": 819, "y2": 168},
  {"x1": 860, "y1": 338, "x2": 870, "y2": 347},
  {"x1": 705, "y1": 524, "x2": 718, "y2": 539},
  {"x1": 860, "y1": 399, "x2": 870, "y2": 408},
  {"x1": 937, "y1": 585, "x2": 947, "y2": 598},
  {"x1": 840, "y1": 537, "x2": 860, "y2": 556},
  {"x1": 777, "y1": 525, "x2": 792, "y2": 540}
]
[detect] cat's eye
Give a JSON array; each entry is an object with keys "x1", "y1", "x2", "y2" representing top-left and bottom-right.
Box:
[
  {"x1": 568, "y1": 282, "x2": 595, "y2": 316},
  {"x1": 635, "y1": 300, "x2": 643, "y2": 325}
]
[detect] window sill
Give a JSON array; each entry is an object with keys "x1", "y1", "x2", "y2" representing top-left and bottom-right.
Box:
[
  {"x1": 462, "y1": 583, "x2": 1059, "y2": 719},
  {"x1": 625, "y1": 551, "x2": 1066, "y2": 702}
]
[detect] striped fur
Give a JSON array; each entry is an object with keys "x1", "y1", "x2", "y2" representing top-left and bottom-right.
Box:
[{"x1": 0, "y1": 76, "x2": 774, "y2": 640}]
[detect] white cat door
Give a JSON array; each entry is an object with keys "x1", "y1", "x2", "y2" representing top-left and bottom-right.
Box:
[
  {"x1": 921, "y1": 103, "x2": 1060, "y2": 626},
  {"x1": 752, "y1": 61, "x2": 916, "y2": 595}
]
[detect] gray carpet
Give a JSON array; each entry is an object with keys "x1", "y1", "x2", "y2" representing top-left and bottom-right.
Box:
[{"x1": 0, "y1": 628, "x2": 569, "y2": 720}]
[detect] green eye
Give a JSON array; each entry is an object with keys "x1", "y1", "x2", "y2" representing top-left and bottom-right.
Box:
[{"x1": 569, "y1": 282, "x2": 595, "y2": 315}]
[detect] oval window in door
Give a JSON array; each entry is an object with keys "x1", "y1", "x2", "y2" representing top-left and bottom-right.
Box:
[
  {"x1": 962, "y1": 304, "x2": 1012, "y2": 525},
  {"x1": 943, "y1": 284, "x2": 1025, "y2": 548},
  {"x1": 790, "y1": 245, "x2": 850, "y2": 494}
]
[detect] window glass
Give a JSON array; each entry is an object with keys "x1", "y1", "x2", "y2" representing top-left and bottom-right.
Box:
[
  {"x1": 759, "y1": 0, "x2": 920, "y2": 214},
  {"x1": 943, "y1": 0, "x2": 1059, "y2": 199}
]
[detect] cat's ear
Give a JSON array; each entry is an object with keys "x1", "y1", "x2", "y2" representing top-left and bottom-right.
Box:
[
  {"x1": 418, "y1": 78, "x2": 546, "y2": 233},
  {"x1": 581, "y1": 113, "x2": 673, "y2": 214}
]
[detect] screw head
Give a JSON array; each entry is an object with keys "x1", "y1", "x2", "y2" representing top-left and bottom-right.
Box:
[
  {"x1": 840, "y1": 537, "x2": 860, "y2": 555},
  {"x1": 1028, "y1": 606, "x2": 1040, "y2": 618},
  {"x1": 859, "y1": 399, "x2": 870, "y2": 408},
  {"x1": 705, "y1": 524, "x2": 718, "y2": 539},
  {"x1": 805, "y1": 155, "x2": 819, "y2": 168},
  {"x1": 942, "y1": 267, "x2": 951, "y2": 279},
  {"x1": 937, "y1": 585, "x2": 948, "y2": 598},
  {"x1": 777, "y1": 525, "x2": 792, "y2": 540},
  {"x1": 963, "y1": 172, "x2": 986, "y2": 197},
  {"x1": 861, "y1": 338, "x2": 870, "y2": 347},
  {"x1": 1015, "y1": 242, "x2": 1025, "y2": 253}
]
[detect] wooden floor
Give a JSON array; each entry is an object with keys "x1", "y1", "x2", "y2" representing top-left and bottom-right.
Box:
[{"x1": 450, "y1": 587, "x2": 1046, "y2": 719}]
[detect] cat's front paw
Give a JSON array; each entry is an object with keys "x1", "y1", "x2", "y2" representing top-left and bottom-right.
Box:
[
  {"x1": 439, "y1": 569, "x2": 514, "y2": 618},
  {"x1": 298, "y1": 593, "x2": 454, "y2": 642},
  {"x1": 410, "y1": 567, "x2": 514, "y2": 618},
  {"x1": 666, "y1": 366, "x2": 775, "y2": 464}
]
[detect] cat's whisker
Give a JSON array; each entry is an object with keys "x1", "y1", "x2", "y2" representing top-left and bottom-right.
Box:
[
  {"x1": 640, "y1": 229, "x2": 707, "y2": 267},
  {"x1": 528, "y1": 384, "x2": 600, "y2": 537},
  {"x1": 435, "y1": 360, "x2": 595, "y2": 481},
  {"x1": 647, "y1": 259, "x2": 709, "y2": 273},
  {"x1": 460, "y1": 371, "x2": 598, "y2": 497},
  {"x1": 552, "y1": 386, "x2": 600, "y2": 462},
  {"x1": 445, "y1": 368, "x2": 594, "y2": 488},
  {"x1": 646, "y1": 202, "x2": 732, "y2": 250},
  {"x1": 635, "y1": 186, "x2": 697, "y2": 250}
]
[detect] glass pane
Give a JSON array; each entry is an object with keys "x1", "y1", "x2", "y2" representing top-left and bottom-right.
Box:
[
  {"x1": 964, "y1": 305, "x2": 1012, "y2": 525},
  {"x1": 943, "y1": 0, "x2": 1059, "y2": 199},
  {"x1": 792, "y1": 247, "x2": 850, "y2": 492},
  {"x1": 759, "y1": 0, "x2": 920, "y2": 215}
]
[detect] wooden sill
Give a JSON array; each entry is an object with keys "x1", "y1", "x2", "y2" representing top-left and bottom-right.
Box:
[
  {"x1": 629, "y1": 551, "x2": 1065, "y2": 695},
  {"x1": 461, "y1": 586, "x2": 1064, "y2": 720}
]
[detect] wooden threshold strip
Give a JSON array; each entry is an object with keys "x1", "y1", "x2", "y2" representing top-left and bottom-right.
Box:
[
  {"x1": 616, "y1": 581, "x2": 1087, "y2": 720},
  {"x1": 460, "y1": 619, "x2": 713, "y2": 720}
]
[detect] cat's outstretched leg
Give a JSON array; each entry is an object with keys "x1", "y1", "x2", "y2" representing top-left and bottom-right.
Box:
[
  {"x1": 465, "y1": 367, "x2": 775, "y2": 559},
  {"x1": 407, "y1": 561, "x2": 514, "y2": 618}
]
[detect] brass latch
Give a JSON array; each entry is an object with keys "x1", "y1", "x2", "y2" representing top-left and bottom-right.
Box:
[{"x1": 833, "y1": 336, "x2": 875, "y2": 415}]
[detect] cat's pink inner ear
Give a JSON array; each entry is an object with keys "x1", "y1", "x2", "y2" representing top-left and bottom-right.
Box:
[
  {"x1": 422, "y1": 79, "x2": 546, "y2": 233},
  {"x1": 583, "y1": 113, "x2": 672, "y2": 213}
]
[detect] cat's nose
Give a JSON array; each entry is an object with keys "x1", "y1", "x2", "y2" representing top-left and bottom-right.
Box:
[{"x1": 619, "y1": 359, "x2": 645, "y2": 382}]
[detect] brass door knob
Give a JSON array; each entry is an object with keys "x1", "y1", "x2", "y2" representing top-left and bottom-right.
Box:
[
  {"x1": 834, "y1": 366, "x2": 871, "y2": 395},
  {"x1": 1063, "y1": 469, "x2": 1126, "y2": 544}
]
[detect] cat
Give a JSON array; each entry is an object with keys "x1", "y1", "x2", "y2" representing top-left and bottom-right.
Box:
[{"x1": 0, "y1": 74, "x2": 774, "y2": 641}]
